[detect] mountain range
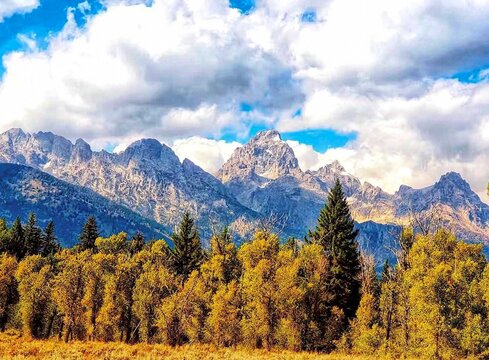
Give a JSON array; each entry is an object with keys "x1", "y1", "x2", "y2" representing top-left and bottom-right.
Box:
[
  {"x1": 1, "y1": 128, "x2": 488, "y2": 260},
  {"x1": 0, "y1": 163, "x2": 169, "y2": 246}
]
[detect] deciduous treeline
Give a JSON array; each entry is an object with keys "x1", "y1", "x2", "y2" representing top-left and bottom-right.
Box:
[{"x1": 1, "y1": 181, "x2": 489, "y2": 359}]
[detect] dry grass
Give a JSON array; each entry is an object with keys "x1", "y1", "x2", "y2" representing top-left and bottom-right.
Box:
[{"x1": 0, "y1": 331, "x2": 386, "y2": 360}]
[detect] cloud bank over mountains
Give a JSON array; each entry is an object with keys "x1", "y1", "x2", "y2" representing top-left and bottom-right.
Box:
[{"x1": 1, "y1": 0, "x2": 489, "y2": 196}]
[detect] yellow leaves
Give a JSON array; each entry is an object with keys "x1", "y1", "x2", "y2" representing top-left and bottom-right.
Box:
[
  {"x1": 132, "y1": 262, "x2": 176, "y2": 342},
  {"x1": 460, "y1": 312, "x2": 487, "y2": 355},
  {"x1": 95, "y1": 232, "x2": 128, "y2": 255},
  {"x1": 52, "y1": 251, "x2": 90, "y2": 341},
  {"x1": 275, "y1": 318, "x2": 301, "y2": 351},
  {"x1": 238, "y1": 231, "x2": 279, "y2": 270},
  {"x1": 15, "y1": 255, "x2": 53, "y2": 338},
  {"x1": 6, "y1": 224, "x2": 489, "y2": 358},
  {"x1": 208, "y1": 281, "x2": 242, "y2": 347}
]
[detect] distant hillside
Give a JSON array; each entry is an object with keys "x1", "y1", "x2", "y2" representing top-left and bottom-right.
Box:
[{"x1": 0, "y1": 163, "x2": 170, "y2": 247}]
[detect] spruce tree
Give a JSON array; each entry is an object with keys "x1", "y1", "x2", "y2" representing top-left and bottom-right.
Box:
[
  {"x1": 24, "y1": 213, "x2": 42, "y2": 256},
  {"x1": 41, "y1": 221, "x2": 60, "y2": 256},
  {"x1": 79, "y1": 216, "x2": 99, "y2": 251},
  {"x1": 10, "y1": 217, "x2": 25, "y2": 260},
  {"x1": 308, "y1": 178, "x2": 361, "y2": 321},
  {"x1": 170, "y1": 212, "x2": 203, "y2": 279}
]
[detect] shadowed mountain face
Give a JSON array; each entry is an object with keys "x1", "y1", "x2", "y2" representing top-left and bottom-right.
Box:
[
  {"x1": 0, "y1": 163, "x2": 169, "y2": 247},
  {"x1": 1, "y1": 128, "x2": 489, "y2": 260}
]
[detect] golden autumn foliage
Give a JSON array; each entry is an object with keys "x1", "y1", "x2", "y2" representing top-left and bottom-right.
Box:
[
  {"x1": 3, "y1": 209, "x2": 489, "y2": 359},
  {"x1": 343, "y1": 229, "x2": 489, "y2": 359}
]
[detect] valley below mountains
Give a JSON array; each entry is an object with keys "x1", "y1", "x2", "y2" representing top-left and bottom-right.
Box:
[{"x1": 1, "y1": 128, "x2": 489, "y2": 262}]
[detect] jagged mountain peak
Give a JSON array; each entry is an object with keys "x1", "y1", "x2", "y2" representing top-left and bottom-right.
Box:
[
  {"x1": 72, "y1": 138, "x2": 92, "y2": 163},
  {"x1": 125, "y1": 138, "x2": 163, "y2": 152},
  {"x1": 431, "y1": 171, "x2": 475, "y2": 201},
  {"x1": 315, "y1": 160, "x2": 347, "y2": 175},
  {"x1": 218, "y1": 129, "x2": 299, "y2": 182},
  {"x1": 121, "y1": 138, "x2": 179, "y2": 164},
  {"x1": 437, "y1": 171, "x2": 467, "y2": 187},
  {"x1": 310, "y1": 160, "x2": 361, "y2": 196},
  {"x1": 3, "y1": 127, "x2": 26, "y2": 138},
  {"x1": 250, "y1": 129, "x2": 282, "y2": 143}
]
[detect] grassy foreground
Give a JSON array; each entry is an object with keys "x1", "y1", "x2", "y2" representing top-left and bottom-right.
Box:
[{"x1": 0, "y1": 331, "x2": 387, "y2": 360}]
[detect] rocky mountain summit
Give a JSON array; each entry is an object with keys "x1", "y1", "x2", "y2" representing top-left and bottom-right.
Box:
[
  {"x1": 218, "y1": 130, "x2": 489, "y2": 246},
  {"x1": 1, "y1": 128, "x2": 489, "y2": 257}
]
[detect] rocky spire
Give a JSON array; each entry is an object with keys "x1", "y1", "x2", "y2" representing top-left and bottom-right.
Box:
[{"x1": 218, "y1": 130, "x2": 300, "y2": 182}]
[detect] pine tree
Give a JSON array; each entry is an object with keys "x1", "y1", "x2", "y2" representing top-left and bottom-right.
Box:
[
  {"x1": 79, "y1": 216, "x2": 99, "y2": 252},
  {"x1": 24, "y1": 213, "x2": 42, "y2": 256},
  {"x1": 169, "y1": 212, "x2": 203, "y2": 279},
  {"x1": 41, "y1": 221, "x2": 60, "y2": 257},
  {"x1": 10, "y1": 217, "x2": 25, "y2": 260},
  {"x1": 308, "y1": 179, "x2": 361, "y2": 321}
]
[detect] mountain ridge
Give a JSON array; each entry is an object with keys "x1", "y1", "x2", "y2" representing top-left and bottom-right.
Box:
[
  {"x1": 0, "y1": 163, "x2": 170, "y2": 246},
  {"x1": 1, "y1": 127, "x2": 488, "y2": 255}
]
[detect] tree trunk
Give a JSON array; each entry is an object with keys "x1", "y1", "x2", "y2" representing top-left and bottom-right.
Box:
[
  {"x1": 64, "y1": 324, "x2": 72, "y2": 343},
  {"x1": 45, "y1": 311, "x2": 56, "y2": 338}
]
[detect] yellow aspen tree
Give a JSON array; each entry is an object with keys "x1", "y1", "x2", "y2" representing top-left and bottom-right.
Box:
[
  {"x1": 132, "y1": 262, "x2": 176, "y2": 342},
  {"x1": 208, "y1": 280, "x2": 242, "y2": 347},
  {"x1": 239, "y1": 230, "x2": 280, "y2": 350},
  {"x1": 296, "y1": 243, "x2": 331, "y2": 351},
  {"x1": 96, "y1": 255, "x2": 139, "y2": 342},
  {"x1": 52, "y1": 250, "x2": 90, "y2": 342},
  {"x1": 15, "y1": 255, "x2": 54, "y2": 338},
  {"x1": 273, "y1": 248, "x2": 304, "y2": 351},
  {"x1": 82, "y1": 252, "x2": 116, "y2": 340}
]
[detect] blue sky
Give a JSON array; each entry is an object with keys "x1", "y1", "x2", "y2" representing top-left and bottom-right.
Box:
[
  {"x1": 1, "y1": 0, "x2": 489, "y2": 194},
  {"x1": 0, "y1": 0, "x2": 102, "y2": 74}
]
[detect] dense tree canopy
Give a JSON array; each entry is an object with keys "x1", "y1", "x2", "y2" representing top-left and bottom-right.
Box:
[{"x1": 0, "y1": 182, "x2": 488, "y2": 359}]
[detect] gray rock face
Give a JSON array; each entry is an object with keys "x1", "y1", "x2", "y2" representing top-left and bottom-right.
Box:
[
  {"x1": 0, "y1": 163, "x2": 169, "y2": 247},
  {"x1": 2, "y1": 128, "x2": 489, "y2": 259},
  {"x1": 218, "y1": 130, "x2": 489, "y2": 250},
  {"x1": 219, "y1": 130, "x2": 300, "y2": 181},
  {"x1": 0, "y1": 129, "x2": 256, "y2": 242}
]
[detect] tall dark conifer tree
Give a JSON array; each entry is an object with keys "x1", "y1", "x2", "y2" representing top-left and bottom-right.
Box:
[
  {"x1": 308, "y1": 178, "x2": 361, "y2": 322},
  {"x1": 41, "y1": 221, "x2": 60, "y2": 256},
  {"x1": 79, "y1": 216, "x2": 99, "y2": 251},
  {"x1": 10, "y1": 217, "x2": 25, "y2": 260},
  {"x1": 170, "y1": 212, "x2": 203, "y2": 279},
  {"x1": 24, "y1": 213, "x2": 42, "y2": 256}
]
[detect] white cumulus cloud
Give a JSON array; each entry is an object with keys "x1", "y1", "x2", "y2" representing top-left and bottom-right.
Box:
[
  {"x1": 172, "y1": 137, "x2": 241, "y2": 174},
  {"x1": 1, "y1": 0, "x2": 489, "y2": 198},
  {"x1": 0, "y1": 0, "x2": 39, "y2": 22}
]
